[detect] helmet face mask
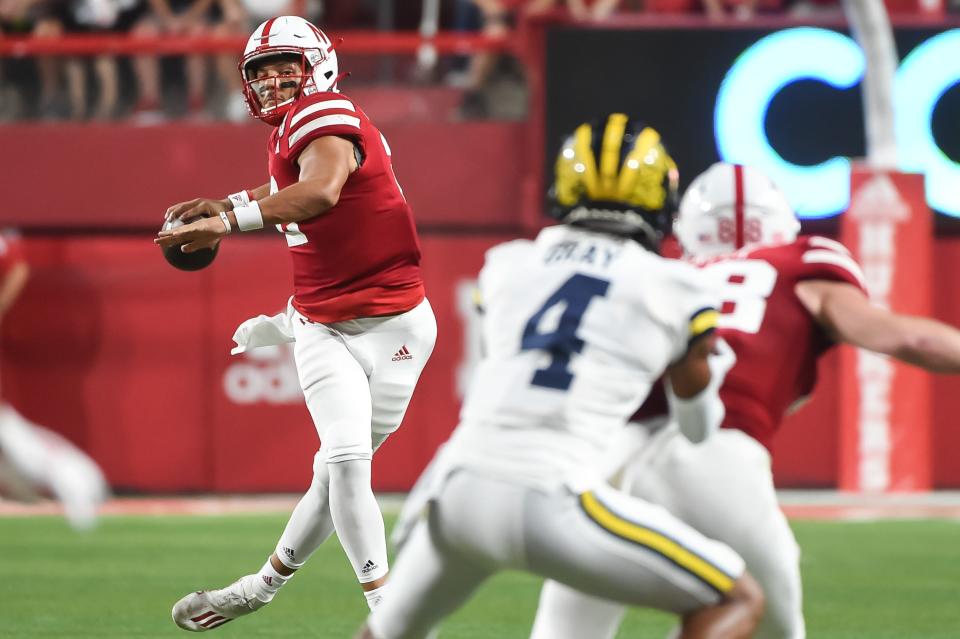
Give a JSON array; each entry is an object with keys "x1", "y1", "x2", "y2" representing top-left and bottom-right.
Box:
[
  {"x1": 675, "y1": 162, "x2": 800, "y2": 258},
  {"x1": 239, "y1": 17, "x2": 341, "y2": 126},
  {"x1": 242, "y1": 53, "x2": 312, "y2": 124},
  {"x1": 548, "y1": 114, "x2": 679, "y2": 250}
]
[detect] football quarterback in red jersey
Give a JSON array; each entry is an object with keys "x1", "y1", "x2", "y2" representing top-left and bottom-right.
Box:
[
  {"x1": 157, "y1": 17, "x2": 437, "y2": 631},
  {"x1": 530, "y1": 163, "x2": 960, "y2": 639}
]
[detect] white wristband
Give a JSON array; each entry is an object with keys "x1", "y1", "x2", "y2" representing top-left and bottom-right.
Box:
[
  {"x1": 227, "y1": 190, "x2": 251, "y2": 210},
  {"x1": 218, "y1": 211, "x2": 232, "y2": 234},
  {"x1": 234, "y1": 201, "x2": 264, "y2": 231}
]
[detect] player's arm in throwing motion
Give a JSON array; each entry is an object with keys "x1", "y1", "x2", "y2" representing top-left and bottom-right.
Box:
[
  {"x1": 251, "y1": 135, "x2": 359, "y2": 225},
  {"x1": 796, "y1": 280, "x2": 960, "y2": 373},
  {"x1": 156, "y1": 135, "x2": 359, "y2": 252}
]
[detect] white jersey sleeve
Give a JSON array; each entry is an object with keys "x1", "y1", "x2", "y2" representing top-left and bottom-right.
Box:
[{"x1": 661, "y1": 260, "x2": 722, "y2": 362}]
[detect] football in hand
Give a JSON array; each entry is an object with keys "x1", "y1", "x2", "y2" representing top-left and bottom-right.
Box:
[{"x1": 160, "y1": 217, "x2": 219, "y2": 272}]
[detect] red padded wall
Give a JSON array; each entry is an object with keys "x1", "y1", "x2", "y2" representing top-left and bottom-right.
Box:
[
  {"x1": 2, "y1": 123, "x2": 958, "y2": 491},
  {"x1": 0, "y1": 121, "x2": 526, "y2": 230},
  {"x1": 7, "y1": 235, "x2": 960, "y2": 491},
  {"x1": 0, "y1": 234, "x2": 510, "y2": 491}
]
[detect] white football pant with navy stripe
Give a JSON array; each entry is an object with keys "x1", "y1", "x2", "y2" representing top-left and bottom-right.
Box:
[
  {"x1": 531, "y1": 424, "x2": 804, "y2": 639},
  {"x1": 367, "y1": 468, "x2": 744, "y2": 639}
]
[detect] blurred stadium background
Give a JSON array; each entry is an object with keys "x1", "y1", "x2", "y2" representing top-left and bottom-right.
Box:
[{"x1": 1, "y1": 0, "x2": 959, "y2": 637}]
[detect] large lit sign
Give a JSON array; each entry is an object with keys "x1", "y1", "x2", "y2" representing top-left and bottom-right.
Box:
[
  {"x1": 894, "y1": 30, "x2": 960, "y2": 218},
  {"x1": 716, "y1": 28, "x2": 960, "y2": 218},
  {"x1": 716, "y1": 28, "x2": 864, "y2": 218}
]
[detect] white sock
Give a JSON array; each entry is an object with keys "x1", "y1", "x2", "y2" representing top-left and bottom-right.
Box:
[
  {"x1": 364, "y1": 585, "x2": 386, "y2": 610},
  {"x1": 327, "y1": 459, "x2": 389, "y2": 583},
  {"x1": 246, "y1": 558, "x2": 293, "y2": 603}
]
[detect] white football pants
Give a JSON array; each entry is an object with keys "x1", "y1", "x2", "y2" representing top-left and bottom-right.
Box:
[
  {"x1": 272, "y1": 298, "x2": 437, "y2": 582},
  {"x1": 0, "y1": 403, "x2": 109, "y2": 531},
  {"x1": 368, "y1": 469, "x2": 744, "y2": 639},
  {"x1": 531, "y1": 425, "x2": 804, "y2": 639}
]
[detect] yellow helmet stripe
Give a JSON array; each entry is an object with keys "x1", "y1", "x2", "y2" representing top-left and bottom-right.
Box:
[
  {"x1": 616, "y1": 126, "x2": 661, "y2": 201},
  {"x1": 580, "y1": 491, "x2": 735, "y2": 594},
  {"x1": 573, "y1": 123, "x2": 599, "y2": 200},
  {"x1": 599, "y1": 114, "x2": 629, "y2": 199}
]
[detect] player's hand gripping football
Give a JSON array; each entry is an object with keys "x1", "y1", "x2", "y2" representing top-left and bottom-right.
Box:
[
  {"x1": 164, "y1": 197, "x2": 231, "y2": 223},
  {"x1": 155, "y1": 215, "x2": 228, "y2": 253}
]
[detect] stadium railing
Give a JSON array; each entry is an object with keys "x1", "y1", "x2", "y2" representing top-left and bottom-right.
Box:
[{"x1": 0, "y1": 31, "x2": 514, "y2": 57}]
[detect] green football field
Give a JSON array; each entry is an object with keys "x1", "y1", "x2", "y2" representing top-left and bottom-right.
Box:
[{"x1": 1, "y1": 514, "x2": 957, "y2": 638}]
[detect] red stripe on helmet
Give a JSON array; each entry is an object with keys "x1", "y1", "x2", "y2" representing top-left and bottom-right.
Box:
[
  {"x1": 733, "y1": 164, "x2": 745, "y2": 250},
  {"x1": 259, "y1": 18, "x2": 277, "y2": 47},
  {"x1": 307, "y1": 23, "x2": 327, "y2": 44}
]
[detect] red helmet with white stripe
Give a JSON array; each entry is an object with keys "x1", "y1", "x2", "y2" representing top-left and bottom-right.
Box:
[
  {"x1": 674, "y1": 162, "x2": 800, "y2": 258},
  {"x1": 239, "y1": 16, "x2": 341, "y2": 126}
]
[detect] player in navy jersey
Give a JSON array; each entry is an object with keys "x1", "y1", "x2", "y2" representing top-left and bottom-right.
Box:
[{"x1": 157, "y1": 17, "x2": 437, "y2": 631}]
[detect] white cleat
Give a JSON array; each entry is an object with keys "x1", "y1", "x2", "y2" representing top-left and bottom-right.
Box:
[{"x1": 171, "y1": 577, "x2": 268, "y2": 631}]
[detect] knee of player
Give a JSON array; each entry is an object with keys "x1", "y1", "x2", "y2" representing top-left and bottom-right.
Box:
[
  {"x1": 311, "y1": 451, "x2": 329, "y2": 478},
  {"x1": 326, "y1": 456, "x2": 375, "y2": 496},
  {"x1": 728, "y1": 571, "x2": 766, "y2": 623},
  {"x1": 325, "y1": 448, "x2": 374, "y2": 466}
]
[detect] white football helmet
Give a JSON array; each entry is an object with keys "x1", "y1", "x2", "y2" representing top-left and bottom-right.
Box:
[
  {"x1": 239, "y1": 16, "x2": 341, "y2": 126},
  {"x1": 674, "y1": 162, "x2": 800, "y2": 258}
]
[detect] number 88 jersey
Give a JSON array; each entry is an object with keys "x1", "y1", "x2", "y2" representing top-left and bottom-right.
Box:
[
  {"x1": 451, "y1": 225, "x2": 719, "y2": 490},
  {"x1": 696, "y1": 235, "x2": 868, "y2": 451}
]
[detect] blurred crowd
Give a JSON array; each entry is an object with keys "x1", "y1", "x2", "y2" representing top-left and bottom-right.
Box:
[
  {"x1": 0, "y1": 0, "x2": 322, "y2": 121},
  {"x1": 0, "y1": 0, "x2": 948, "y2": 123},
  {"x1": 454, "y1": 0, "x2": 845, "y2": 118}
]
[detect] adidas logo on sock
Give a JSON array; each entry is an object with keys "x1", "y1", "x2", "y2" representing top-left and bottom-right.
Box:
[
  {"x1": 262, "y1": 575, "x2": 273, "y2": 586},
  {"x1": 282, "y1": 547, "x2": 296, "y2": 562},
  {"x1": 360, "y1": 559, "x2": 379, "y2": 575},
  {"x1": 391, "y1": 345, "x2": 413, "y2": 361}
]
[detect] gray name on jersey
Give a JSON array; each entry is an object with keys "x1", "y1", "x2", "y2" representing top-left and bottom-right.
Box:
[{"x1": 543, "y1": 240, "x2": 620, "y2": 268}]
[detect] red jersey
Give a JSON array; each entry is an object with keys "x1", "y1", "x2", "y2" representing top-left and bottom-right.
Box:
[
  {"x1": 632, "y1": 236, "x2": 867, "y2": 451},
  {"x1": 0, "y1": 231, "x2": 24, "y2": 278},
  {"x1": 268, "y1": 92, "x2": 424, "y2": 323}
]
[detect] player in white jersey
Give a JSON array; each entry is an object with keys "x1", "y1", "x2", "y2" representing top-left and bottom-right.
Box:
[
  {"x1": 357, "y1": 115, "x2": 764, "y2": 639},
  {"x1": 530, "y1": 162, "x2": 960, "y2": 639}
]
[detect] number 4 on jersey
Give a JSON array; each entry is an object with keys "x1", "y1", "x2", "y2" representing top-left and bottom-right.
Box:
[{"x1": 521, "y1": 274, "x2": 610, "y2": 390}]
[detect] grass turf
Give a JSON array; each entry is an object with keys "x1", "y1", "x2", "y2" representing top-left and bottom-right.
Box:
[{"x1": 0, "y1": 515, "x2": 957, "y2": 638}]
